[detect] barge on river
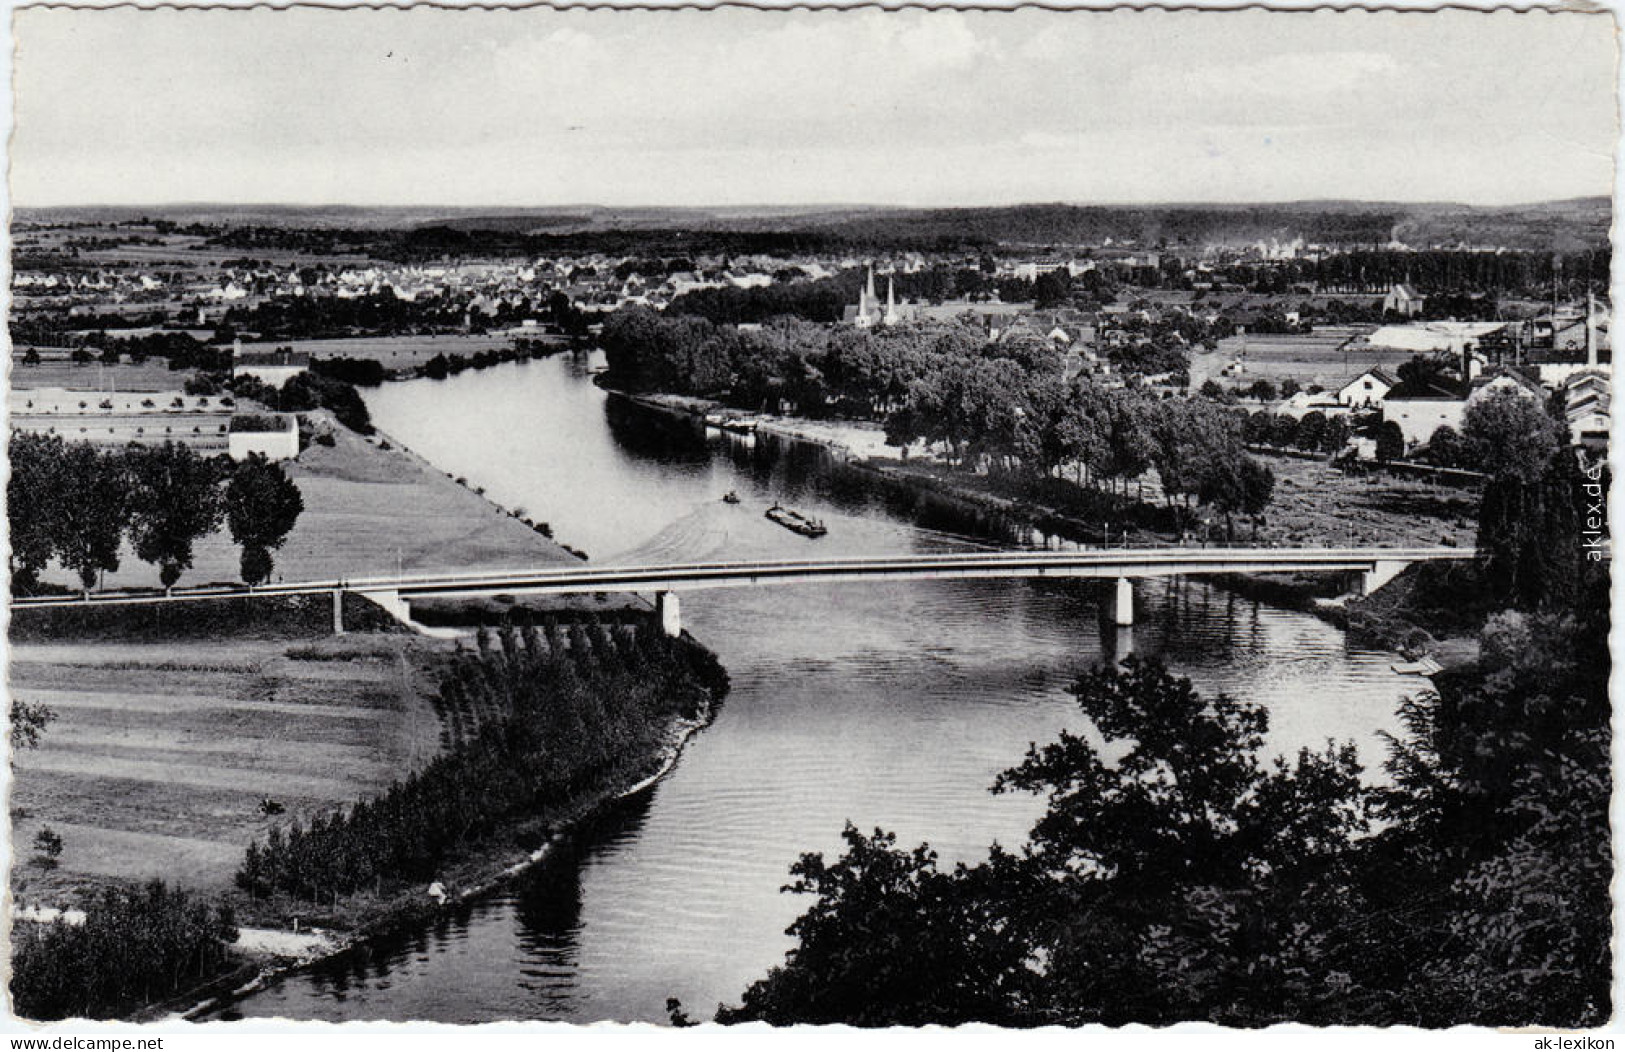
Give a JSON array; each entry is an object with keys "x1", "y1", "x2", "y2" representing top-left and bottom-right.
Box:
[
  {"x1": 704, "y1": 412, "x2": 759, "y2": 435},
  {"x1": 766, "y1": 503, "x2": 828, "y2": 537}
]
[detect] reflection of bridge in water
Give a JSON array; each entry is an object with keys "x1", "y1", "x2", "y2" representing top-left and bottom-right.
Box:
[{"x1": 15, "y1": 547, "x2": 1477, "y2": 635}]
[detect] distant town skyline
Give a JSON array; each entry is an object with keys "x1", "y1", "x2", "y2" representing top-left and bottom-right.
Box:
[{"x1": 11, "y1": 6, "x2": 1618, "y2": 209}]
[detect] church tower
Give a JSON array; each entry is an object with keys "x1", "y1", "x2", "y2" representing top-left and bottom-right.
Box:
[
  {"x1": 883, "y1": 275, "x2": 899, "y2": 327},
  {"x1": 854, "y1": 265, "x2": 878, "y2": 328}
]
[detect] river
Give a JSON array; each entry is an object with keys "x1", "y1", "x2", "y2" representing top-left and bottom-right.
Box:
[{"x1": 222, "y1": 352, "x2": 1421, "y2": 1024}]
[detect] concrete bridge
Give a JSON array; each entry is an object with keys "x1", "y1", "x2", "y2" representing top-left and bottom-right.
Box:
[{"x1": 13, "y1": 547, "x2": 1475, "y2": 635}]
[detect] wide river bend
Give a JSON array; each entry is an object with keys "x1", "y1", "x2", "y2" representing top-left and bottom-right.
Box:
[{"x1": 224, "y1": 352, "x2": 1419, "y2": 1023}]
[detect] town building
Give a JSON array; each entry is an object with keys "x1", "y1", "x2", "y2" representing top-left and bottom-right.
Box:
[
  {"x1": 1383, "y1": 284, "x2": 1425, "y2": 317},
  {"x1": 1381, "y1": 368, "x2": 1545, "y2": 447},
  {"x1": 1337, "y1": 367, "x2": 1398, "y2": 410},
  {"x1": 843, "y1": 268, "x2": 916, "y2": 329},
  {"x1": 1562, "y1": 369, "x2": 1611, "y2": 450},
  {"x1": 1276, "y1": 389, "x2": 1350, "y2": 420}
]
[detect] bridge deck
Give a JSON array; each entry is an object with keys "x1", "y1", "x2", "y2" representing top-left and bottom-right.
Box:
[{"x1": 12, "y1": 547, "x2": 1475, "y2": 608}]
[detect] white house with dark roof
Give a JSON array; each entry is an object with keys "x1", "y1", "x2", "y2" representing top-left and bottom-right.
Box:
[
  {"x1": 1337, "y1": 367, "x2": 1398, "y2": 410},
  {"x1": 1383, "y1": 284, "x2": 1425, "y2": 316},
  {"x1": 1382, "y1": 368, "x2": 1545, "y2": 447}
]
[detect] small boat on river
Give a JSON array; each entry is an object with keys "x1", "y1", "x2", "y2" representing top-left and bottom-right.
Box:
[
  {"x1": 766, "y1": 503, "x2": 827, "y2": 537},
  {"x1": 722, "y1": 491, "x2": 741, "y2": 504},
  {"x1": 719, "y1": 416, "x2": 759, "y2": 435}
]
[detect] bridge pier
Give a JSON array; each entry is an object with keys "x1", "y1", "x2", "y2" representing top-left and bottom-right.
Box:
[
  {"x1": 1110, "y1": 624, "x2": 1136, "y2": 665},
  {"x1": 332, "y1": 589, "x2": 345, "y2": 635},
  {"x1": 1358, "y1": 560, "x2": 1411, "y2": 598},
  {"x1": 1113, "y1": 576, "x2": 1134, "y2": 627},
  {"x1": 655, "y1": 591, "x2": 682, "y2": 638}
]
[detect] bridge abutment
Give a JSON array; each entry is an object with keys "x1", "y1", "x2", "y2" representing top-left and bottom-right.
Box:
[
  {"x1": 1114, "y1": 576, "x2": 1134, "y2": 627},
  {"x1": 1360, "y1": 560, "x2": 1411, "y2": 597},
  {"x1": 656, "y1": 591, "x2": 682, "y2": 638},
  {"x1": 332, "y1": 589, "x2": 345, "y2": 635}
]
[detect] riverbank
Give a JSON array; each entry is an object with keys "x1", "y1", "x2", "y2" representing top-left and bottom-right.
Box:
[
  {"x1": 612, "y1": 389, "x2": 1483, "y2": 658},
  {"x1": 11, "y1": 610, "x2": 727, "y2": 1023},
  {"x1": 169, "y1": 685, "x2": 722, "y2": 1023},
  {"x1": 9, "y1": 405, "x2": 711, "y2": 1020},
  {"x1": 10, "y1": 408, "x2": 599, "y2": 908},
  {"x1": 27, "y1": 409, "x2": 580, "y2": 596},
  {"x1": 613, "y1": 390, "x2": 1476, "y2": 548}
]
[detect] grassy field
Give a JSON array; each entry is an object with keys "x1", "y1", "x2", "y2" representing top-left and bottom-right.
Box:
[
  {"x1": 8, "y1": 633, "x2": 450, "y2": 903},
  {"x1": 1192, "y1": 335, "x2": 1416, "y2": 392},
  {"x1": 871, "y1": 442, "x2": 1475, "y2": 552},
  {"x1": 9, "y1": 357, "x2": 191, "y2": 393},
  {"x1": 259, "y1": 334, "x2": 556, "y2": 370},
  {"x1": 34, "y1": 419, "x2": 578, "y2": 592},
  {"x1": 1249, "y1": 454, "x2": 1478, "y2": 548},
  {"x1": 29, "y1": 231, "x2": 378, "y2": 268}
]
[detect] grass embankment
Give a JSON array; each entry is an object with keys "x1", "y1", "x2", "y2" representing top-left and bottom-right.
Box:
[
  {"x1": 34, "y1": 413, "x2": 578, "y2": 594},
  {"x1": 1336, "y1": 560, "x2": 1494, "y2": 663},
  {"x1": 409, "y1": 593, "x2": 648, "y2": 627},
  {"x1": 10, "y1": 593, "x2": 404, "y2": 643}
]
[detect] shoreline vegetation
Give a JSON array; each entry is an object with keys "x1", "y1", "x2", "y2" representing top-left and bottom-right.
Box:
[
  {"x1": 606, "y1": 386, "x2": 1483, "y2": 658},
  {"x1": 183, "y1": 620, "x2": 727, "y2": 1024},
  {"x1": 6, "y1": 350, "x2": 1537, "y2": 1021},
  {"x1": 11, "y1": 596, "x2": 729, "y2": 1023},
  {"x1": 6, "y1": 412, "x2": 725, "y2": 1022}
]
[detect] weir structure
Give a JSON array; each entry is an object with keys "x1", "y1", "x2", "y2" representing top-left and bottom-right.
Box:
[{"x1": 16, "y1": 547, "x2": 1473, "y2": 637}]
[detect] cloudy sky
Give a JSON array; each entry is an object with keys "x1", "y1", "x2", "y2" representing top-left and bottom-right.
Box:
[{"x1": 10, "y1": 6, "x2": 1618, "y2": 207}]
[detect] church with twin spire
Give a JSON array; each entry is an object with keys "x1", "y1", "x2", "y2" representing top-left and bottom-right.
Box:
[{"x1": 843, "y1": 266, "x2": 915, "y2": 328}]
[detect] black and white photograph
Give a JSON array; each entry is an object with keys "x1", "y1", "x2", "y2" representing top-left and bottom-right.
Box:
[{"x1": 1, "y1": 1, "x2": 1617, "y2": 1038}]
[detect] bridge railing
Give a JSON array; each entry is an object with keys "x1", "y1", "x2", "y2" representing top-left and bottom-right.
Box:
[
  {"x1": 11, "y1": 545, "x2": 1480, "y2": 607},
  {"x1": 339, "y1": 545, "x2": 1472, "y2": 582}
]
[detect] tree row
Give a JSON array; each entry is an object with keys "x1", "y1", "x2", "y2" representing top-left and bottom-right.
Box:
[
  {"x1": 8, "y1": 435, "x2": 304, "y2": 594},
  {"x1": 236, "y1": 623, "x2": 727, "y2": 904}
]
